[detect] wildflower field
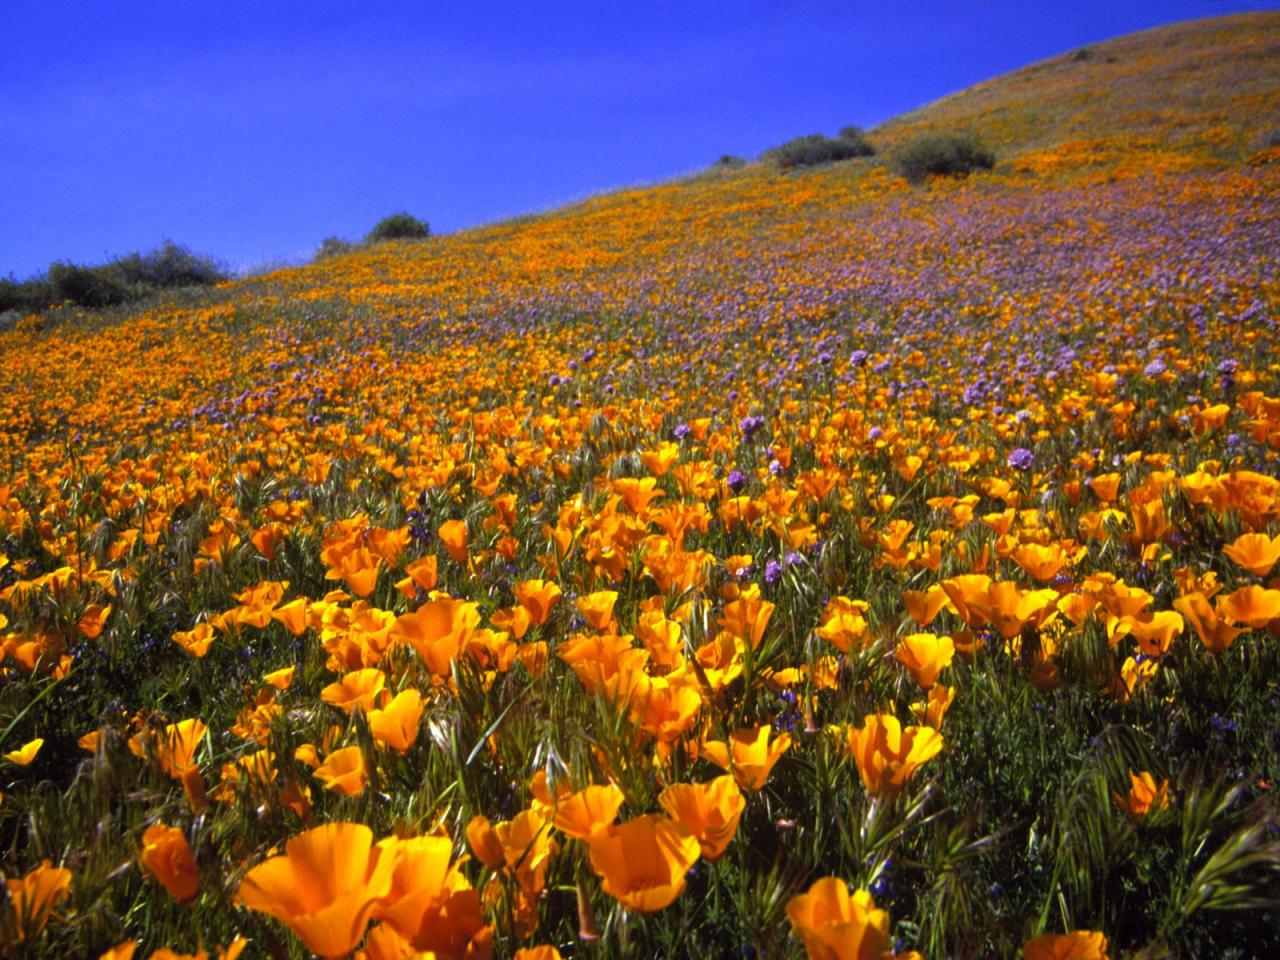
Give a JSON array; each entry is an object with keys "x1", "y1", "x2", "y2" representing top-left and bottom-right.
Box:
[{"x1": 3, "y1": 12, "x2": 1280, "y2": 960}]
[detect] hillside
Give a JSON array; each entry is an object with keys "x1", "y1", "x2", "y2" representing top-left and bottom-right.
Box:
[{"x1": 1, "y1": 12, "x2": 1280, "y2": 960}]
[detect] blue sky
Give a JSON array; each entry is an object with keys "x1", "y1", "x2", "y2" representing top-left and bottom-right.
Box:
[{"x1": 2, "y1": 1, "x2": 1276, "y2": 277}]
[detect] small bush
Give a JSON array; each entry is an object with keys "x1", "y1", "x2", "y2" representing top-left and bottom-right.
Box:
[
  {"x1": 112, "y1": 242, "x2": 227, "y2": 288},
  {"x1": 315, "y1": 236, "x2": 358, "y2": 261},
  {"x1": 762, "y1": 131, "x2": 875, "y2": 170},
  {"x1": 366, "y1": 213, "x2": 430, "y2": 243},
  {"x1": 891, "y1": 132, "x2": 996, "y2": 184},
  {"x1": 0, "y1": 276, "x2": 55, "y2": 314},
  {"x1": 714, "y1": 155, "x2": 746, "y2": 168},
  {"x1": 837, "y1": 126, "x2": 875, "y2": 154},
  {"x1": 47, "y1": 262, "x2": 134, "y2": 308}
]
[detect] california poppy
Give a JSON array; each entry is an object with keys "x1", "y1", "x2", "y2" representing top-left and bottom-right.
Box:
[
  {"x1": 237, "y1": 822, "x2": 396, "y2": 959},
  {"x1": 1022, "y1": 930, "x2": 1110, "y2": 959},
  {"x1": 785, "y1": 877, "x2": 889, "y2": 960},
  {"x1": 658, "y1": 775, "x2": 744, "y2": 860},
  {"x1": 842, "y1": 713, "x2": 943, "y2": 797},
  {"x1": 585, "y1": 814, "x2": 700, "y2": 912},
  {"x1": 139, "y1": 823, "x2": 200, "y2": 904}
]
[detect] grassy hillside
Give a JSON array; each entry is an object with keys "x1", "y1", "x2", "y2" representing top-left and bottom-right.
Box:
[{"x1": 1, "y1": 13, "x2": 1279, "y2": 960}]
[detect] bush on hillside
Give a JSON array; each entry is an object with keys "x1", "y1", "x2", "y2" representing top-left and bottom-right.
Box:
[
  {"x1": 47, "y1": 262, "x2": 134, "y2": 308},
  {"x1": 316, "y1": 236, "x2": 358, "y2": 260},
  {"x1": 762, "y1": 128, "x2": 875, "y2": 170},
  {"x1": 112, "y1": 242, "x2": 227, "y2": 288},
  {"x1": 366, "y1": 213, "x2": 431, "y2": 243},
  {"x1": 891, "y1": 132, "x2": 996, "y2": 184},
  {"x1": 0, "y1": 276, "x2": 55, "y2": 314}
]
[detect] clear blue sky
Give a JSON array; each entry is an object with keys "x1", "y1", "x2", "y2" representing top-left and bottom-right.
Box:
[{"x1": 2, "y1": 1, "x2": 1276, "y2": 278}]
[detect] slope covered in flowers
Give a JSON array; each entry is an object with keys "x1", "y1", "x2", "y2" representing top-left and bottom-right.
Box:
[{"x1": 2, "y1": 12, "x2": 1280, "y2": 960}]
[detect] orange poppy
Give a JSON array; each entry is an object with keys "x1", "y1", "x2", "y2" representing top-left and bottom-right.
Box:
[
  {"x1": 785, "y1": 877, "x2": 889, "y2": 960},
  {"x1": 139, "y1": 823, "x2": 200, "y2": 904},
  {"x1": 237, "y1": 822, "x2": 396, "y2": 959},
  {"x1": 1022, "y1": 930, "x2": 1110, "y2": 959},
  {"x1": 658, "y1": 775, "x2": 744, "y2": 860},
  {"x1": 5, "y1": 859, "x2": 72, "y2": 943},
  {"x1": 700, "y1": 726, "x2": 791, "y2": 791},
  {"x1": 894, "y1": 633, "x2": 955, "y2": 689},
  {"x1": 842, "y1": 713, "x2": 943, "y2": 797},
  {"x1": 585, "y1": 814, "x2": 700, "y2": 912}
]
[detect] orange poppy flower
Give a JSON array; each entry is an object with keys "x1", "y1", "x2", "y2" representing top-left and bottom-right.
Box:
[
  {"x1": 1022, "y1": 930, "x2": 1110, "y2": 959},
  {"x1": 262, "y1": 665, "x2": 296, "y2": 690},
  {"x1": 1215, "y1": 585, "x2": 1280, "y2": 629},
  {"x1": 130, "y1": 718, "x2": 206, "y2": 779},
  {"x1": 514, "y1": 578, "x2": 562, "y2": 626},
  {"x1": 367, "y1": 689, "x2": 423, "y2": 753},
  {"x1": 585, "y1": 814, "x2": 700, "y2": 912},
  {"x1": 1113, "y1": 770, "x2": 1169, "y2": 821},
  {"x1": 438, "y1": 519, "x2": 469, "y2": 564},
  {"x1": 1173, "y1": 592, "x2": 1243, "y2": 655},
  {"x1": 575, "y1": 590, "x2": 619, "y2": 631},
  {"x1": 494, "y1": 809, "x2": 559, "y2": 895},
  {"x1": 373, "y1": 835, "x2": 487, "y2": 956},
  {"x1": 3, "y1": 737, "x2": 43, "y2": 766},
  {"x1": 785, "y1": 877, "x2": 889, "y2": 960},
  {"x1": 1117, "y1": 610, "x2": 1183, "y2": 658},
  {"x1": 815, "y1": 596, "x2": 871, "y2": 653},
  {"x1": 909, "y1": 684, "x2": 955, "y2": 729},
  {"x1": 320, "y1": 668, "x2": 387, "y2": 713},
  {"x1": 700, "y1": 726, "x2": 791, "y2": 791},
  {"x1": 466, "y1": 815, "x2": 505, "y2": 869},
  {"x1": 390, "y1": 596, "x2": 481, "y2": 676},
  {"x1": 553, "y1": 783, "x2": 626, "y2": 840},
  {"x1": 1223, "y1": 532, "x2": 1280, "y2": 577},
  {"x1": 719, "y1": 584, "x2": 775, "y2": 650},
  {"x1": 5, "y1": 859, "x2": 72, "y2": 943},
  {"x1": 894, "y1": 633, "x2": 955, "y2": 689},
  {"x1": 842, "y1": 713, "x2": 943, "y2": 797},
  {"x1": 237, "y1": 822, "x2": 396, "y2": 959},
  {"x1": 658, "y1": 775, "x2": 744, "y2": 860},
  {"x1": 313, "y1": 746, "x2": 368, "y2": 796},
  {"x1": 901, "y1": 585, "x2": 948, "y2": 627},
  {"x1": 139, "y1": 823, "x2": 200, "y2": 904}
]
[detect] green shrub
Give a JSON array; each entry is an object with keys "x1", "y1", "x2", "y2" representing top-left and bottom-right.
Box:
[
  {"x1": 714, "y1": 154, "x2": 746, "y2": 168},
  {"x1": 0, "y1": 276, "x2": 55, "y2": 314},
  {"x1": 837, "y1": 126, "x2": 875, "y2": 154},
  {"x1": 47, "y1": 262, "x2": 134, "y2": 308},
  {"x1": 762, "y1": 130, "x2": 875, "y2": 170},
  {"x1": 366, "y1": 212, "x2": 430, "y2": 243},
  {"x1": 316, "y1": 236, "x2": 358, "y2": 260},
  {"x1": 112, "y1": 242, "x2": 227, "y2": 288},
  {"x1": 891, "y1": 132, "x2": 996, "y2": 184}
]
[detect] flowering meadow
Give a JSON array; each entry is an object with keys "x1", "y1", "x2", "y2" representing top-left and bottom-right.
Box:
[{"x1": 3, "y1": 12, "x2": 1280, "y2": 960}]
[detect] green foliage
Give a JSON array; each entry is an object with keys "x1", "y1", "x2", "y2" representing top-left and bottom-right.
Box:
[
  {"x1": 110, "y1": 242, "x2": 227, "y2": 289},
  {"x1": 365, "y1": 212, "x2": 431, "y2": 243},
  {"x1": 3, "y1": 243, "x2": 226, "y2": 314},
  {"x1": 762, "y1": 128, "x2": 875, "y2": 170},
  {"x1": 315, "y1": 236, "x2": 358, "y2": 260},
  {"x1": 892, "y1": 132, "x2": 997, "y2": 183},
  {"x1": 47, "y1": 262, "x2": 135, "y2": 309},
  {"x1": 0, "y1": 275, "x2": 54, "y2": 315}
]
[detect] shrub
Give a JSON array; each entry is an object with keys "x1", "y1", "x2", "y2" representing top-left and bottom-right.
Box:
[
  {"x1": 366, "y1": 213, "x2": 430, "y2": 243},
  {"x1": 112, "y1": 242, "x2": 227, "y2": 288},
  {"x1": 0, "y1": 276, "x2": 55, "y2": 314},
  {"x1": 714, "y1": 155, "x2": 746, "y2": 168},
  {"x1": 47, "y1": 262, "x2": 134, "y2": 308},
  {"x1": 762, "y1": 131, "x2": 874, "y2": 170},
  {"x1": 837, "y1": 126, "x2": 875, "y2": 155},
  {"x1": 316, "y1": 236, "x2": 358, "y2": 261},
  {"x1": 891, "y1": 132, "x2": 996, "y2": 184}
]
